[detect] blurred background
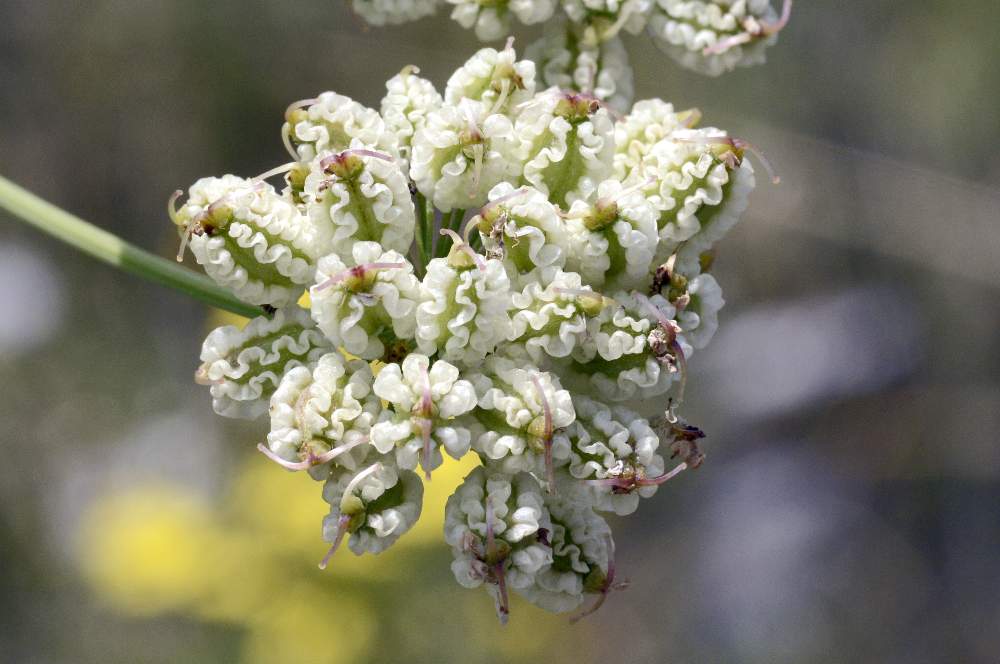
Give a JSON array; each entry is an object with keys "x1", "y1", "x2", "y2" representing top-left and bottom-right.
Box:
[{"x1": 2, "y1": 1, "x2": 999, "y2": 662}]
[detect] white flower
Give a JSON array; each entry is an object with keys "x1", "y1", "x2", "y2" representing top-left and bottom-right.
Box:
[
  {"x1": 284, "y1": 92, "x2": 399, "y2": 163},
  {"x1": 370, "y1": 353, "x2": 478, "y2": 476},
  {"x1": 563, "y1": 177, "x2": 659, "y2": 291},
  {"x1": 304, "y1": 145, "x2": 416, "y2": 262},
  {"x1": 514, "y1": 88, "x2": 614, "y2": 208},
  {"x1": 410, "y1": 99, "x2": 517, "y2": 212},
  {"x1": 176, "y1": 176, "x2": 318, "y2": 308},
  {"x1": 322, "y1": 464, "x2": 423, "y2": 559},
  {"x1": 415, "y1": 250, "x2": 512, "y2": 364},
  {"x1": 266, "y1": 352, "x2": 382, "y2": 478},
  {"x1": 447, "y1": 0, "x2": 556, "y2": 41},
  {"x1": 196, "y1": 306, "x2": 333, "y2": 420},
  {"x1": 380, "y1": 66, "x2": 444, "y2": 168},
  {"x1": 561, "y1": 0, "x2": 654, "y2": 37},
  {"x1": 309, "y1": 242, "x2": 420, "y2": 360},
  {"x1": 444, "y1": 41, "x2": 537, "y2": 117},
  {"x1": 648, "y1": 0, "x2": 785, "y2": 76}
]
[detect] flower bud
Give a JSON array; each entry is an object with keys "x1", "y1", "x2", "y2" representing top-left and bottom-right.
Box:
[{"x1": 445, "y1": 40, "x2": 537, "y2": 118}]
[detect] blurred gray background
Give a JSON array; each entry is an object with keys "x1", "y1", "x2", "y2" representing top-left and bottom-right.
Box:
[{"x1": 2, "y1": 1, "x2": 999, "y2": 662}]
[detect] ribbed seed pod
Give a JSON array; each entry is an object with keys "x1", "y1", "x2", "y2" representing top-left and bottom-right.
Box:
[
  {"x1": 466, "y1": 355, "x2": 575, "y2": 482},
  {"x1": 348, "y1": 0, "x2": 440, "y2": 27},
  {"x1": 625, "y1": 127, "x2": 756, "y2": 269},
  {"x1": 444, "y1": 467, "x2": 554, "y2": 624},
  {"x1": 196, "y1": 306, "x2": 333, "y2": 420},
  {"x1": 562, "y1": 395, "x2": 665, "y2": 515},
  {"x1": 370, "y1": 353, "x2": 478, "y2": 477},
  {"x1": 558, "y1": 290, "x2": 691, "y2": 402},
  {"x1": 613, "y1": 98, "x2": 702, "y2": 178},
  {"x1": 648, "y1": 0, "x2": 788, "y2": 77},
  {"x1": 516, "y1": 491, "x2": 612, "y2": 613},
  {"x1": 304, "y1": 147, "x2": 416, "y2": 261},
  {"x1": 265, "y1": 352, "x2": 382, "y2": 479},
  {"x1": 410, "y1": 99, "x2": 517, "y2": 212},
  {"x1": 526, "y1": 20, "x2": 635, "y2": 113},
  {"x1": 173, "y1": 176, "x2": 318, "y2": 308},
  {"x1": 475, "y1": 183, "x2": 570, "y2": 288},
  {"x1": 444, "y1": 41, "x2": 537, "y2": 118},
  {"x1": 415, "y1": 242, "x2": 512, "y2": 364},
  {"x1": 564, "y1": 177, "x2": 659, "y2": 292},
  {"x1": 508, "y1": 269, "x2": 600, "y2": 363},
  {"x1": 380, "y1": 66, "x2": 444, "y2": 169},
  {"x1": 321, "y1": 464, "x2": 423, "y2": 563},
  {"x1": 284, "y1": 92, "x2": 399, "y2": 163},
  {"x1": 309, "y1": 241, "x2": 420, "y2": 361},
  {"x1": 514, "y1": 88, "x2": 614, "y2": 208},
  {"x1": 446, "y1": 0, "x2": 556, "y2": 41}
]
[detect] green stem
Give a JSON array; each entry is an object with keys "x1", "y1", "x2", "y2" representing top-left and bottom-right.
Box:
[
  {"x1": 0, "y1": 175, "x2": 265, "y2": 319},
  {"x1": 413, "y1": 191, "x2": 429, "y2": 269}
]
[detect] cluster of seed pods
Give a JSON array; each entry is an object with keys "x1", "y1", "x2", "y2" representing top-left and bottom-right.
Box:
[{"x1": 173, "y1": 38, "x2": 769, "y2": 622}]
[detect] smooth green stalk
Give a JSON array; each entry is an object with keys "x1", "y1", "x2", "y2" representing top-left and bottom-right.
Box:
[{"x1": 0, "y1": 175, "x2": 265, "y2": 319}]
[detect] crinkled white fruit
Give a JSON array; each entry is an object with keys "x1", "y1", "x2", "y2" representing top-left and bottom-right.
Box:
[
  {"x1": 370, "y1": 353, "x2": 478, "y2": 476},
  {"x1": 508, "y1": 269, "x2": 606, "y2": 363},
  {"x1": 304, "y1": 146, "x2": 416, "y2": 261},
  {"x1": 675, "y1": 270, "x2": 723, "y2": 349},
  {"x1": 466, "y1": 355, "x2": 575, "y2": 480},
  {"x1": 445, "y1": 467, "x2": 553, "y2": 623},
  {"x1": 415, "y1": 247, "x2": 512, "y2": 364},
  {"x1": 563, "y1": 395, "x2": 665, "y2": 515},
  {"x1": 309, "y1": 241, "x2": 420, "y2": 361},
  {"x1": 517, "y1": 491, "x2": 612, "y2": 613},
  {"x1": 284, "y1": 92, "x2": 399, "y2": 163},
  {"x1": 562, "y1": 0, "x2": 654, "y2": 38},
  {"x1": 266, "y1": 352, "x2": 382, "y2": 479},
  {"x1": 175, "y1": 176, "x2": 318, "y2": 308},
  {"x1": 475, "y1": 183, "x2": 569, "y2": 288},
  {"x1": 648, "y1": 0, "x2": 787, "y2": 77},
  {"x1": 322, "y1": 464, "x2": 423, "y2": 559},
  {"x1": 445, "y1": 41, "x2": 537, "y2": 118},
  {"x1": 196, "y1": 306, "x2": 333, "y2": 420},
  {"x1": 447, "y1": 0, "x2": 556, "y2": 41},
  {"x1": 380, "y1": 66, "x2": 443, "y2": 169},
  {"x1": 349, "y1": 0, "x2": 440, "y2": 26},
  {"x1": 410, "y1": 99, "x2": 517, "y2": 212},
  {"x1": 564, "y1": 178, "x2": 659, "y2": 292},
  {"x1": 560, "y1": 291, "x2": 691, "y2": 402},
  {"x1": 624, "y1": 127, "x2": 756, "y2": 267},
  {"x1": 525, "y1": 23, "x2": 635, "y2": 114},
  {"x1": 514, "y1": 88, "x2": 614, "y2": 208},
  {"x1": 614, "y1": 98, "x2": 701, "y2": 177}
]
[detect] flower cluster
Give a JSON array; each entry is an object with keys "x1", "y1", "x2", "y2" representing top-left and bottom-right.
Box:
[
  {"x1": 172, "y1": 39, "x2": 761, "y2": 622},
  {"x1": 347, "y1": 0, "x2": 792, "y2": 109}
]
